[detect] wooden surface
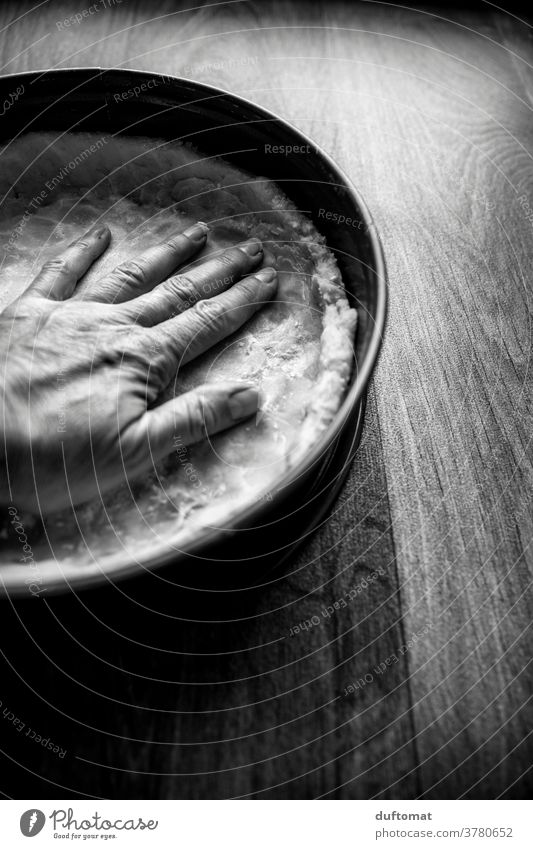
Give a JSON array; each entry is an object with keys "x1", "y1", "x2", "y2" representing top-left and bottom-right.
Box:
[{"x1": 0, "y1": 0, "x2": 532, "y2": 799}]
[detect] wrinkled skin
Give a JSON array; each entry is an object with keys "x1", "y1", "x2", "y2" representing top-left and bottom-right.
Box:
[{"x1": 0, "y1": 222, "x2": 277, "y2": 513}]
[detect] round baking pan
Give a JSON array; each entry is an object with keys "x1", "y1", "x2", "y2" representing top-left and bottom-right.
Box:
[{"x1": 0, "y1": 68, "x2": 386, "y2": 596}]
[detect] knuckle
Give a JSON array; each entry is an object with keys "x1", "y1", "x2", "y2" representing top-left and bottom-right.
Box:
[
  {"x1": 144, "y1": 331, "x2": 165, "y2": 360},
  {"x1": 174, "y1": 275, "x2": 198, "y2": 307},
  {"x1": 219, "y1": 247, "x2": 242, "y2": 270},
  {"x1": 40, "y1": 258, "x2": 71, "y2": 277},
  {"x1": 140, "y1": 330, "x2": 178, "y2": 379},
  {"x1": 161, "y1": 274, "x2": 196, "y2": 313},
  {"x1": 241, "y1": 276, "x2": 262, "y2": 299},
  {"x1": 186, "y1": 393, "x2": 219, "y2": 442},
  {"x1": 117, "y1": 259, "x2": 148, "y2": 286},
  {"x1": 123, "y1": 327, "x2": 152, "y2": 357},
  {"x1": 162, "y1": 238, "x2": 182, "y2": 252},
  {"x1": 194, "y1": 298, "x2": 226, "y2": 326}
]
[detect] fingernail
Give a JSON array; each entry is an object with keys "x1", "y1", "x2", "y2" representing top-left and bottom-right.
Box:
[
  {"x1": 239, "y1": 239, "x2": 262, "y2": 257},
  {"x1": 229, "y1": 387, "x2": 260, "y2": 421},
  {"x1": 255, "y1": 267, "x2": 277, "y2": 283},
  {"x1": 183, "y1": 221, "x2": 209, "y2": 241}
]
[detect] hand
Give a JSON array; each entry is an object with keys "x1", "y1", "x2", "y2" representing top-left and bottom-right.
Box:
[{"x1": 0, "y1": 222, "x2": 277, "y2": 514}]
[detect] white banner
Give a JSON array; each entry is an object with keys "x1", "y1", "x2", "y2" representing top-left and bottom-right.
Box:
[{"x1": 0, "y1": 800, "x2": 529, "y2": 847}]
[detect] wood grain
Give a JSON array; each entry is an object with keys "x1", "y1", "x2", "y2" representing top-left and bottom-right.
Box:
[{"x1": 0, "y1": 0, "x2": 531, "y2": 799}]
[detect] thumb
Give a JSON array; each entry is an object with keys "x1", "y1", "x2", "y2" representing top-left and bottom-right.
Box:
[{"x1": 139, "y1": 382, "x2": 260, "y2": 462}]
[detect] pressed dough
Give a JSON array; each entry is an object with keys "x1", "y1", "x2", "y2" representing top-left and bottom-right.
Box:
[{"x1": 0, "y1": 133, "x2": 356, "y2": 573}]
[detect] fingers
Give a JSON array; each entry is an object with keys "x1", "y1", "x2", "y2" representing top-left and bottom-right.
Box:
[
  {"x1": 27, "y1": 225, "x2": 111, "y2": 300},
  {"x1": 133, "y1": 383, "x2": 260, "y2": 467},
  {"x1": 74, "y1": 221, "x2": 209, "y2": 303},
  {"x1": 147, "y1": 267, "x2": 278, "y2": 385},
  {"x1": 119, "y1": 238, "x2": 264, "y2": 326}
]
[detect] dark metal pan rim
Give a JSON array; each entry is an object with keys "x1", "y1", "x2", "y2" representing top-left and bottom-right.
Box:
[{"x1": 0, "y1": 67, "x2": 387, "y2": 595}]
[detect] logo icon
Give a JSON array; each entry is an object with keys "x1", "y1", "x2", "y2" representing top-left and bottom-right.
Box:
[{"x1": 20, "y1": 810, "x2": 45, "y2": 837}]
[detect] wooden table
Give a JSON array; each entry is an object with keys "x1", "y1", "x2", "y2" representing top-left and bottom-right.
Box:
[{"x1": 0, "y1": 0, "x2": 531, "y2": 799}]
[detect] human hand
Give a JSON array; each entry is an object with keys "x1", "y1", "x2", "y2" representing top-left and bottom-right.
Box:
[{"x1": 0, "y1": 222, "x2": 277, "y2": 513}]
